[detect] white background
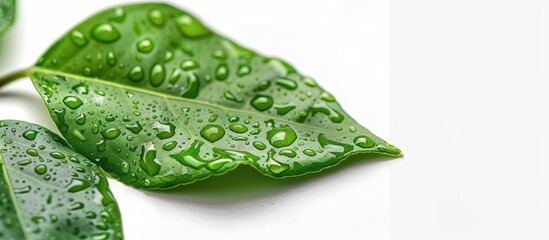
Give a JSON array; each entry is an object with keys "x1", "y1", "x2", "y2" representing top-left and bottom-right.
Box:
[
  {"x1": 1, "y1": 0, "x2": 548, "y2": 239},
  {"x1": 0, "y1": 0, "x2": 392, "y2": 239}
]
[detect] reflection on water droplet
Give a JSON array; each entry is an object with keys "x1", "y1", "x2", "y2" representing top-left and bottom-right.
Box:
[
  {"x1": 72, "y1": 83, "x2": 89, "y2": 94},
  {"x1": 150, "y1": 64, "x2": 165, "y2": 87},
  {"x1": 200, "y1": 124, "x2": 225, "y2": 143},
  {"x1": 70, "y1": 30, "x2": 88, "y2": 47},
  {"x1": 175, "y1": 14, "x2": 211, "y2": 38},
  {"x1": 153, "y1": 122, "x2": 176, "y2": 139},
  {"x1": 279, "y1": 149, "x2": 297, "y2": 158},
  {"x1": 148, "y1": 9, "x2": 165, "y2": 26},
  {"x1": 302, "y1": 77, "x2": 318, "y2": 87},
  {"x1": 266, "y1": 150, "x2": 289, "y2": 174},
  {"x1": 250, "y1": 95, "x2": 274, "y2": 111},
  {"x1": 275, "y1": 77, "x2": 298, "y2": 90},
  {"x1": 267, "y1": 126, "x2": 297, "y2": 148},
  {"x1": 318, "y1": 134, "x2": 353, "y2": 157},
  {"x1": 22, "y1": 130, "x2": 38, "y2": 140},
  {"x1": 63, "y1": 96, "x2": 83, "y2": 109},
  {"x1": 106, "y1": 51, "x2": 117, "y2": 67},
  {"x1": 253, "y1": 141, "x2": 266, "y2": 150},
  {"x1": 91, "y1": 23, "x2": 120, "y2": 43},
  {"x1": 303, "y1": 149, "x2": 316, "y2": 156},
  {"x1": 34, "y1": 164, "x2": 47, "y2": 175},
  {"x1": 354, "y1": 135, "x2": 375, "y2": 148},
  {"x1": 136, "y1": 38, "x2": 155, "y2": 53},
  {"x1": 66, "y1": 178, "x2": 91, "y2": 193},
  {"x1": 50, "y1": 152, "x2": 65, "y2": 159},
  {"x1": 163, "y1": 141, "x2": 177, "y2": 151},
  {"x1": 101, "y1": 128, "x2": 121, "y2": 139},
  {"x1": 126, "y1": 121, "x2": 143, "y2": 134},
  {"x1": 128, "y1": 66, "x2": 144, "y2": 82},
  {"x1": 320, "y1": 92, "x2": 335, "y2": 102},
  {"x1": 140, "y1": 143, "x2": 161, "y2": 176},
  {"x1": 229, "y1": 124, "x2": 248, "y2": 133},
  {"x1": 237, "y1": 65, "x2": 251, "y2": 77},
  {"x1": 215, "y1": 64, "x2": 229, "y2": 80}
]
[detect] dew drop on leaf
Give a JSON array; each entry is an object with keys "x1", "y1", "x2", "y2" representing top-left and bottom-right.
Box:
[
  {"x1": 200, "y1": 124, "x2": 225, "y2": 143},
  {"x1": 70, "y1": 30, "x2": 88, "y2": 47},
  {"x1": 101, "y1": 128, "x2": 121, "y2": 139},
  {"x1": 148, "y1": 9, "x2": 165, "y2": 26},
  {"x1": 250, "y1": 95, "x2": 274, "y2": 111},
  {"x1": 354, "y1": 135, "x2": 375, "y2": 148},
  {"x1": 136, "y1": 38, "x2": 155, "y2": 53},
  {"x1": 91, "y1": 23, "x2": 121, "y2": 43},
  {"x1": 34, "y1": 164, "x2": 47, "y2": 175},
  {"x1": 150, "y1": 63, "x2": 166, "y2": 87},
  {"x1": 63, "y1": 96, "x2": 83, "y2": 109},
  {"x1": 22, "y1": 130, "x2": 38, "y2": 140},
  {"x1": 267, "y1": 126, "x2": 297, "y2": 148},
  {"x1": 128, "y1": 66, "x2": 144, "y2": 82},
  {"x1": 174, "y1": 14, "x2": 211, "y2": 38}
]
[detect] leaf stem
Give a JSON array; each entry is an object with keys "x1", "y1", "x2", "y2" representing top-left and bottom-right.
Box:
[{"x1": 0, "y1": 68, "x2": 29, "y2": 89}]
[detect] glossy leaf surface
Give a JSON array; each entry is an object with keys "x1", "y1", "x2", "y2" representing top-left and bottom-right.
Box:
[
  {"x1": 0, "y1": 120, "x2": 123, "y2": 239},
  {"x1": 28, "y1": 3, "x2": 401, "y2": 189},
  {"x1": 0, "y1": 0, "x2": 15, "y2": 36}
]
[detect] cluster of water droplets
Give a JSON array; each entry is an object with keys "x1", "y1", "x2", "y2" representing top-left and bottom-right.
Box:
[
  {"x1": 31, "y1": 4, "x2": 400, "y2": 188},
  {"x1": 0, "y1": 121, "x2": 122, "y2": 239}
]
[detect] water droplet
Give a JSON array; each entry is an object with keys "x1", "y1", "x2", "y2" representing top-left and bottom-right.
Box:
[
  {"x1": 208, "y1": 114, "x2": 218, "y2": 122},
  {"x1": 349, "y1": 126, "x2": 357, "y2": 133},
  {"x1": 14, "y1": 186, "x2": 31, "y2": 194},
  {"x1": 250, "y1": 95, "x2": 274, "y2": 111},
  {"x1": 163, "y1": 141, "x2": 177, "y2": 151},
  {"x1": 66, "y1": 178, "x2": 91, "y2": 193},
  {"x1": 121, "y1": 162, "x2": 130, "y2": 173},
  {"x1": 321, "y1": 92, "x2": 335, "y2": 102},
  {"x1": 354, "y1": 135, "x2": 375, "y2": 148},
  {"x1": 75, "y1": 113, "x2": 86, "y2": 125},
  {"x1": 267, "y1": 150, "x2": 289, "y2": 174},
  {"x1": 224, "y1": 90, "x2": 243, "y2": 103},
  {"x1": 136, "y1": 38, "x2": 155, "y2": 53},
  {"x1": 22, "y1": 130, "x2": 37, "y2": 140},
  {"x1": 153, "y1": 122, "x2": 176, "y2": 139},
  {"x1": 275, "y1": 77, "x2": 298, "y2": 90},
  {"x1": 101, "y1": 128, "x2": 121, "y2": 139},
  {"x1": 302, "y1": 77, "x2": 317, "y2": 87},
  {"x1": 237, "y1": 65, "x2": 251, "y2": 77},
  {"x1": 229, "y1": 124, "x2": 248, "y2": 133},
  {"x1": 72, "y1": 83, "x2": 89, "y2": 94},
  {"x1": 279, "y1": 149, "x2": 297, "y2": 158},
  {"x1": 252, "y1": 141, "x2": 266, "y2": 150},
  {"x1": 26, "y1": 149, "x2": 39, "y2": 156},
  {"x1": 63, "y1": 96, "x2": 83, "y2": 109},
  {"x1": 267, "y1": 126, "x2": 297, "y2": 148},
  {"x1": 181, "y1": 72, "x2": 200, "y2": 98},
  {"x1": 181, "y1": 60, "x2": 199, "y2": 70},
  {"x1": 106, "y1": 51, "x2": 117, "y2": 67},
  {"x1": 17, "y1": 159, "x2": 32, "y2": 166},
  {"x1": 303, "y1": 149, "x2": 316, "y2": 156},
  {"x1": 200, "y1": 124, "x2": 225, "y2": 143},
  {"x1": 70, "y1": 30, "x2": 88, "y2": 47},
  {"x1": 318, "y1": 134, "x2": 353, "y2": 157},
  {"x1": 126, "y1": 121, "x2": 143, "y2": 134},
  {"x1": 91, "y1": 23, "x2": 120, "y2": 43},
  {"x1": 170, "y1": 140, "x2": 206, "y2": 169},
  {"x1": 140, "y1": 143, "x2": 161, "y2": 176},
  {"x1": 128, "y1": 66, "x2": 144, "y2": 82},
  {"x1": 148, "y1": 9, "x2": 165, "y2": 26},
  {"x1": 169, "y1": 68, "x2": 182, "y2": 84},
  {"x1": 275, "y1": 104, "x2": 296, "y2": 116},
  {"x1": 34, "y1": 164, "x2": 47, "y2": 175},
  {"x1": 97, "y1": 139, "x2": 106, "y2": 152},
  {"x1": 50, "y1": 152, "x2": 65, "y2": 159},
  {"x1": 378, "y1": 144, "x2": 401, "y2": 156},
  {"x1": 175, "y1": 14, "x2": 211, "y2": 38},
  {"x1": 215, "y1": 64, "x2": 229, "y2": 80},
  {"x1": 228, "y1": 116, "x2": 240, "y2": 123},
  {"x1": 110, "y1": 8, "x2": 126, "y2": 22},
  {"x1": 150, "y1": 64, "x2": 165, "y2": 87},
  {"x1": 257, "y1": 80, "x2": 271, "y2": 91}
]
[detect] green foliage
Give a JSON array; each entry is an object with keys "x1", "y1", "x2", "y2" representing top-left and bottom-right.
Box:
[
  {"x1": 27, "y1": 3, "x2": 401, "y2": 189},
  {"x1": 0, "y1": 120, "x2": 123, "y2": 239},
  {"x1": 0, "y1": 0, "x2": 15, "y2": 36}
]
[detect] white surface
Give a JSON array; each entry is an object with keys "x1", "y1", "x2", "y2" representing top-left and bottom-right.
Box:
[
  {"x1": 0, "y1": 1, "x2": 391, "y2": 239},
  {"x1": 391, "y1": 0, "x2": 549, "y2": 239}
]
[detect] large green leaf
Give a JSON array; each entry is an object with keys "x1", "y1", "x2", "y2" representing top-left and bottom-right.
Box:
[
  {"x1": 0, "y1": 120, "x2": 123, "y2": 239},
  {"x1": 27, "y1": 3, "x2": 401, "y2": 189},
  {"x1": 0, "y1": 0, "x2": 15, "y2": 36}
]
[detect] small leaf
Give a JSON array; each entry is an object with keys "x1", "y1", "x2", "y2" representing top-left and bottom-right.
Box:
[
  {"x1": 0, "y1": 0, "x2": 15, "y2": 36},
  {"x1": 0, "y1": 120, "x2": 123, "y2": 239},
  {"x1": 28, "y1": 3, "x2": 401, "y2": 189}
]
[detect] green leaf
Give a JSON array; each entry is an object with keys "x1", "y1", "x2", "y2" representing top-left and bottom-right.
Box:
[
  {"x1": 27, "y1": 3, "x2": 401, "y2": 189},
  {"x1": 0, "y1": 120, "x2": 123, "y2": 239},
  {"x1": 0, "y1": 0, "x2": 15, "y2": 36}
]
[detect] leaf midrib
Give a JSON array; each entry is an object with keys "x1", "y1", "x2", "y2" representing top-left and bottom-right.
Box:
[{"x1": 30, "y1": 66, "x2": 357, "y2": 136}]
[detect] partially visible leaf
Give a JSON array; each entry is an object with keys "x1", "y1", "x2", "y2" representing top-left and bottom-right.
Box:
[
  {"x1": 0, "y1": 120, "x2": 123, "y2": 239},
  {"x1": 0, "y1": 0, "x2": 15, "y2": 36},
  {"x1": 28, "y1": 3, "x2": 401, "y2": 189}
]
